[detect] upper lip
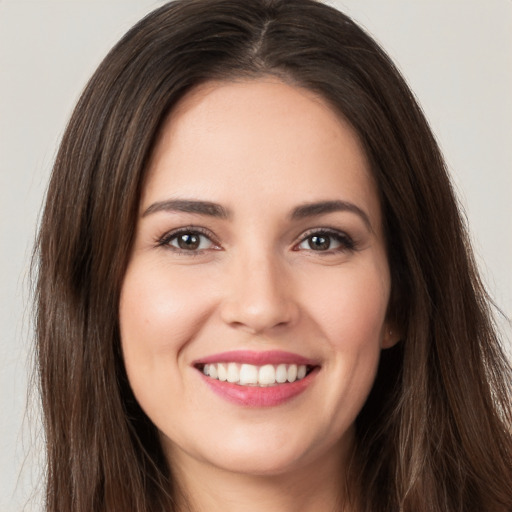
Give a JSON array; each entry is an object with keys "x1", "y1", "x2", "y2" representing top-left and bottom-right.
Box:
[{"x1": 193, "y1": 350, "x2": 319, "y2": 367}]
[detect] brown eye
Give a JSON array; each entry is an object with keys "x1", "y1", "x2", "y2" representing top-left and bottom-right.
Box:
[
  {"x1": 176, "y1": 233, "x2": 200, "y2": 250},
  {"x1": 296, "y1": 230, "x2": 355, "y2": 252},
  {"x1": 165, "y1": 231, "x2": 215, "y2": 251},
  {"x1": 308, "y1": 234, "x2": 331, "y2": 251}
]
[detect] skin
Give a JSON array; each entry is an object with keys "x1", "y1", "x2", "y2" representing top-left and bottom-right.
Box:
[{"x1": 119, "y1": 78, "x2": 398, "y2": 512}]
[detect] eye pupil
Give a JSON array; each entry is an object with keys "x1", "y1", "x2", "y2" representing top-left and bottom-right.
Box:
[
  {"x1": 309, "y1": 235, "x2": 330, "y2": 251},
  {"x1": 178, "y1": 233, "x2": 200, "y2": 250}
]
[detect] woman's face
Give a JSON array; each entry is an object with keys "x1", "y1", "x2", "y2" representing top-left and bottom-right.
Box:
[{"x1": 119, "y1": 79, "x2": 394, "y2": 479}]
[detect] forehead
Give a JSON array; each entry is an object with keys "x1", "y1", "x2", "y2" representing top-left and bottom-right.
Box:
[{"x1": 143, "y1": 78, "x2": 381, "y2": 228}]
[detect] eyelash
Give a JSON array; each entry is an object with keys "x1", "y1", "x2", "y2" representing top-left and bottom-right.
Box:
[
  {"x1": 295, "y1": 228, "x2": 356, "y2": 253},
  {"x1": 156, "y1": 226, "x2": 220, "y2": 256},
  {"x1": 156, "y1": 226, "x2": 356, "y2": 255}
]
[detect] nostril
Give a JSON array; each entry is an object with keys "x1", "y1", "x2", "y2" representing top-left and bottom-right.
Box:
[{"x1": 220, "y1": 297, "x2": 299, "y2": 334}]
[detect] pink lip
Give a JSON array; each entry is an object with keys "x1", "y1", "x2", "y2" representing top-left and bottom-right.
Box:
[
  {"x1": 199, "y1": 369, "x2": 319, "y2": 407},
  {"x1": 193, "y1": 350, "x2": 320, "y2": 408},
  {"x1": 194, "y1": 350, "x2": 317, "y2": 366}
]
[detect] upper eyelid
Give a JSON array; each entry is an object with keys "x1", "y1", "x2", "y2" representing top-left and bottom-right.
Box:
[
  {"x1": 156, "y1": 225, "x2": 354, "y2": 249},
  {"x1": 299, "y1": 226, "x2": 346, "y2": 235},
  {"x1": 296, "y1": 226, "x2": 352, "y2": 241},
  {"x1": 294, "y1": 227, "x2": 356, "y2": 251},
  {"x1": 157, "y1": 226, "x2": 219, "y2": 246}
]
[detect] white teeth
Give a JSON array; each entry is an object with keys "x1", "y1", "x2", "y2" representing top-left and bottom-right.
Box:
[
  {"x1": 208, "y1": 364, "x2": 218, "y2": 379},
  {"x1": 239, "y1": 364, "x2": 258, "y2": 385},
  {"x1": 217, "y1": 363, "x2": 228, "y2": 381},
  {"x1": 258, "y1": 364, "x2": 276, "y2": 386},
  {"x1": 287, "y1": 364, "x2": 298, "y2": 382},
  {"x1": 227, "y1": 362, "x2": 239, "y2": 383},
  {"x1": 275, "y1": 364, "x2": 288, "y2": 383},
  {"x1": 201, "y1": 362, "x2": 310, "y2": 387}
]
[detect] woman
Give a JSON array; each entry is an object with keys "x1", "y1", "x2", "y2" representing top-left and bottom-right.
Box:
[{"x1": 34, "y1": 0, "x2": 512, "y2": 510}]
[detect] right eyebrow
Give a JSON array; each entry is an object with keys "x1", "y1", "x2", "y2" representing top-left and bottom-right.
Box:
[
  {"x1": 142, "y1": 199, "x2": 231, "y2": 219},
  {"x1": 290, "y1": 199, "x2": 372, "y2": 231}
]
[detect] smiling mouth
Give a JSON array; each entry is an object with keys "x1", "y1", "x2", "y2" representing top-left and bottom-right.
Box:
[{"x1": 196, "y1": 362, "x2": 315, "y2": 387}]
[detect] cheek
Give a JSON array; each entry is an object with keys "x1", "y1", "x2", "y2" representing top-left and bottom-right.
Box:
[
  {"x1": 118, "y1": 260, "x2": 218, "y2": 434},
  {"x1": 119, "y1": 260, "x2": 211, "y2": 377},
  {"x1": 300, "y1": 260, "x2": 390, "y2": 418},
  {"x1": 305, "y1": 262, "x2": 390, "y2": 350}
]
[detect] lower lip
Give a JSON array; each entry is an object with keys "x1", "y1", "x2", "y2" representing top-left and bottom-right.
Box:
[{"x1": 199, "y1": 369, "x2": 318, "y2": 407}]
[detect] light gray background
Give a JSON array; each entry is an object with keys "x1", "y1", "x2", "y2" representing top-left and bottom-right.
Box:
[{"x1": 1, "y1": 1, "x2": 510, "y2": 510}]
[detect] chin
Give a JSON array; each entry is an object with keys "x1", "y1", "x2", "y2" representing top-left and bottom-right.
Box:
[
  {"x1": 163, "y1": 423, "x2": 348, "y2": 479},
  {"x1": 212, "y1": 446, "x2": 309, "y2": 477}
]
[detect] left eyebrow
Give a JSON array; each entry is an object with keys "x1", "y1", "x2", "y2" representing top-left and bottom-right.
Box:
[
  {"x1": 142, "y1": 199, "x2": 231, "y2": 219},
  {"x1": 290, "y1": 200, "x2": 372, "y2": 230}
]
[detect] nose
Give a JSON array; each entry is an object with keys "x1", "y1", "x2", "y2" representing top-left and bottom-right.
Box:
[{"x1": 219, "y1": 251, "x2": 299, "y2": 335}]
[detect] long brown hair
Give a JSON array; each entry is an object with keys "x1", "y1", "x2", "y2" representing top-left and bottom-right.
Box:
[{"x1": 34, "y1": 1, "x2": 512, "y2": 510}]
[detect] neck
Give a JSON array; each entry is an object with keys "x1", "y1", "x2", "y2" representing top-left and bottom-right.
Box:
[{"x1": 169, "y1": 439, "x2": 357, "y2": 512}]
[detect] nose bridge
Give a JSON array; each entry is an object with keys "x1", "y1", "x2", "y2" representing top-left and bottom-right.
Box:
[{"x1": 220, "y1": 243, "x2": 297, "y2": 333}]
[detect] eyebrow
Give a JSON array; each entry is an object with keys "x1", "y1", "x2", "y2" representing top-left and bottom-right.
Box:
[
  {"x1": 142, "y1": 198, "x2": 371, "y2": 229},
  {"x1": 290, "y1": 200, "x2": 372, "y2": 230},
  {"x1": 142, "y1": 199, "x2": 231, "y2": 219}
]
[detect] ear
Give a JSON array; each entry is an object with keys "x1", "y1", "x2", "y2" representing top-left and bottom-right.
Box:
[{"x1": 381, "y1": 322, "x2": 402, "y2": 349}]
